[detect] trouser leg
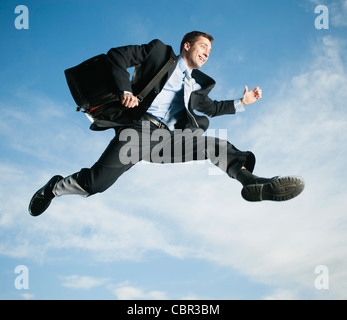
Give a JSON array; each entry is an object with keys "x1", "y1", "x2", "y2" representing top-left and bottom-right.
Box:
[
  {"x1": 151, "y1": 128, "x2": 255, "y2": 179},
  {"x1": 75, "y1": 135, "x2": 137, "y2": 195},
  {"x1": 52, "y1": 172, "x2": 89, "y2": 197},
  {"x1": 75, "y1": 121, "x2": 151, "y2": 195},
  {"x1": 190, "y1": 134, "x2": 256, "y2": 178},
  {"x1": 49, "y1": 128, "x2": 138, "y2": 197}
]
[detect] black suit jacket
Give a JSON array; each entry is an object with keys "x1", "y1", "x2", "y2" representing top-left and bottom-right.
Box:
[{"x1": 106, "y1": 39, "x2": 236, "y2": 131}]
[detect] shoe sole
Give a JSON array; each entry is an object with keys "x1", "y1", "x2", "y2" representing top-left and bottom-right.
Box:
[{"x1": 241, "y1": 176, "x2": 305, "y2": 202}]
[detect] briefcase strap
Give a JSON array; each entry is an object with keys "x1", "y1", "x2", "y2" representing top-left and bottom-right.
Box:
[{"x1": 136, "y1": 53, "x2": 177, "y2": 102}]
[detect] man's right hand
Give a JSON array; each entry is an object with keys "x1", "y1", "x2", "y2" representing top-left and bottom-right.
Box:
[{"x1": 121, "y1": 93, "x2": 139, "y2": 108}]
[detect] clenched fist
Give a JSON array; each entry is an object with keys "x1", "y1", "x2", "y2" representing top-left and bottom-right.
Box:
[{"x1": 121, "y1": 93, "x2": 139, "y2": 108}]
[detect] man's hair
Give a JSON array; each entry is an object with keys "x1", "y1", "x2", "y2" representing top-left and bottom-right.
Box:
[{"x1": 180, "y1": 31, "x2": 214, "y2": 54}]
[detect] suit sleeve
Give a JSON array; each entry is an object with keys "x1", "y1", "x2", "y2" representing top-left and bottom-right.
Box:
[
  {"x1": 195, "y1": 95, "x2": 236, "y2": 118},
  {"x1": 107, "y1": 39, "x2": 162, "y2": 94}
]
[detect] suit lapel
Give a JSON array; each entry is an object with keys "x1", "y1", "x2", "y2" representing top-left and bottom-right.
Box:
[
  {"x1": 192, "y1": 69, "x2": 216, "y2": 91},
  {"x1": 166, "y1": 53, "x2": 179, "y2": 81}
]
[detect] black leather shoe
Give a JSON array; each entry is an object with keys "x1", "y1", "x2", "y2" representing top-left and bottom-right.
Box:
[
  {"x1": 28, "y1": 175, "x2": 63, "y2": 216},
  {"x1": 241, "y1": 176, "x2": 305, "y2": 202}
]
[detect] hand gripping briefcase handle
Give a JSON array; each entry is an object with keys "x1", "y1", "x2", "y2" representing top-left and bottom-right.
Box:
[{"x1": 64, "y1": 53, "x2": 177, "y2": 113}]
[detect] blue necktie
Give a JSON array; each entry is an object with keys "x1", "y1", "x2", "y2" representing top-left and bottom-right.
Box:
[
  {"x1": 183, "y1": 69, "x2": 200, "y2": 127},
  {"x1": 183, "y1": 70, "x2": 193, "y2": 109}
]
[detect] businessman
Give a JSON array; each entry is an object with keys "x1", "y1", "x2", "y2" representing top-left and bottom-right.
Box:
[{"x1": 29, "y1": 31, "x2": 304, "y2": 216}]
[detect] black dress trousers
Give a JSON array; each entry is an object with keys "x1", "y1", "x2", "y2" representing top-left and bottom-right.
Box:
[{"x1": 76, "y1": 120, "x2": 255, "y2": 195}]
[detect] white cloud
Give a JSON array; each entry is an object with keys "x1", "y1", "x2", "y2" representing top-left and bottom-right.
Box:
[
  {"x1": 111, "y1": 281, "x2": 167, "y2": 300},
  {"x1": 242, "y1": 36, "x2": 347, "y2": 178},
  {"x1": 60, "y1": 275, "x2": 109, "y2": 290},
  {"x1": 328, "y1": 0, "x2": 347, "y2": 27},
  {"x1": 20, "y1": 293, "x2": 35, "y2": 300},
  {"x1": 263, "y1": 289, "x2": 299, "y2": 300},
  {"x1": 0, "y1": 161, "x2": 192, "y2": 263}
]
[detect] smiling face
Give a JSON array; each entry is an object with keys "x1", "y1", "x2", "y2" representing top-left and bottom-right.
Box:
[{"x1": 181, "y1": 36, "x2": 212, "y2": 70}]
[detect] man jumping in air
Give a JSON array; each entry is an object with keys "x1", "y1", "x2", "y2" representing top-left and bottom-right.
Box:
[{"x1": 29, "y1": 31, "x2": 304, "y2": 216}]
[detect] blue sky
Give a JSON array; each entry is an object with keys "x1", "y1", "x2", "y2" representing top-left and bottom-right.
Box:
[{"x1": 0, "y1": 0, "x2": 347, "y2": 300}]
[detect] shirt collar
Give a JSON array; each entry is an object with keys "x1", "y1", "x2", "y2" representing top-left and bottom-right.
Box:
[{"x1": 177, "y1": 55, "x2": 192, "y2": 77}]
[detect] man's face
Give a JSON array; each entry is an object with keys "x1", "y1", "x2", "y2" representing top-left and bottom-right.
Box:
[{"x1": 182, "y1": 36, "x2": 212, "y2": 70}]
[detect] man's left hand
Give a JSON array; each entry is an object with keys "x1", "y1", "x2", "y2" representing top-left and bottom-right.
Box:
[{"x1": 241, "y1": 86, "x2": 262, "y2": 105}]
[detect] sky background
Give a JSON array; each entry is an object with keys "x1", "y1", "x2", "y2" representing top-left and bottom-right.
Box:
[{"x1": 0, "y1": 0, "x2": 346, "y2": 300}]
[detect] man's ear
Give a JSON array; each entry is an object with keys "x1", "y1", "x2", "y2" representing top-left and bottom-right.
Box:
[{"x1": 183, "y1": 42, "x2": 191, "y2": 52}]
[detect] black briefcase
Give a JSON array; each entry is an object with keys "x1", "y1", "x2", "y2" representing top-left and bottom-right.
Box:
[
  {"x1": 64, "y1": 54, "x2": 121, "y2": 112},
  {"x1": 64, "y1": 54, "x2": 135, "y2": 129},
  {"x1": 64, "y1": 52, "x2": 177, "y2": 129}
]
